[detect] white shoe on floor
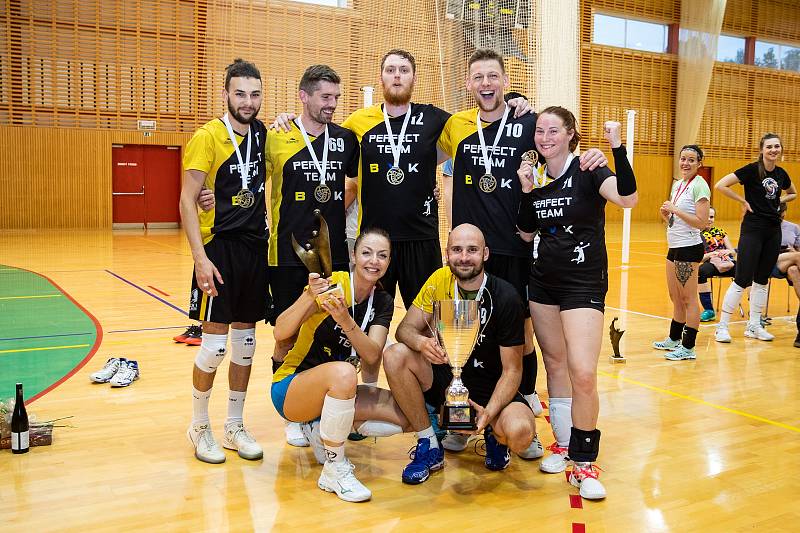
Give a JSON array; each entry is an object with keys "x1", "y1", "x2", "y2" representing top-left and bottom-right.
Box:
[
  {"x1": 285, "y1": 421, "x2": 309, "y2": 447},
  {"x1": 223, "y1": 421, "x2": 263, "y2": 460},
  {"x1": 569, "y1": 462, "x2": 606, "y2": 500},
  {"x1": 715, "y1": 325, "x2": 732, "y2": 343},
  {"x1": 90, "y1": 357, "x2": 123, "y2": 383},
  {"x1": 652, "y1": 337, "x2": 681, "y2": 350},
  {"x1": 744, "y1": 324, "x2": 774, "y2": 341},
  {"x1": 109, "y1": 360, "x2": 139, "y2": 387},
  {"x1": 517, "y1": 435, "x2": 544, "y2": 460},
  {"x1": 187, "y1": 423, "x2": 225, "y2": 464},
  {"x1": 318, "y1": 459, "x2": 372, "y2": 502},
  {"x1": 441, "y1": 432, "x2": 469, "y2": 452},
  {"x1": 300, "y1": 421, "x2": 326, "y2": 464},
  {"x1": 540, "y1": 442, "x2": 570, "y2": 473}
]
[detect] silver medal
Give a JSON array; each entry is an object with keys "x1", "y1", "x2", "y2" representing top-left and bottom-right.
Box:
[
  {"x1": 235, "y1": 189, "x2": 255, "y2": 208},
  {"x1": 386, "y1": 166, "x2": 405, "y2": 185},
  {"x1": 314, "y1": 183, "x2": 332, "y2": 203},
  {"x1": 478, "y1": 174, "x2": 497, "y2": 193}
]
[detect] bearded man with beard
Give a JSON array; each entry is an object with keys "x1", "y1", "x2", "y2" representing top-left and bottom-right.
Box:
[
  {"x1": 381, "y1": 224, "x2": 538, "y2": 484},
  {"x1": 180, "y1": 59, "x2": 269, "y2": 464}
]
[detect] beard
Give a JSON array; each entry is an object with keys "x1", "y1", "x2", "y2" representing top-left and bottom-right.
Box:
[
  {"x1": 475, "y1": 94, "x2": 503, "y2": 114},
  {"x1": 383, "y1": 83, "x2": 414, "y2": 106},
  {"x1": 228, "y1": 100, "x2": 260, "y2": 124},
  {"x1": 449, "y1": 261, "x2": 484, "y2": 282},
  {"x1": 309, "y1": 106, "x2": 335, "y2": 125}
]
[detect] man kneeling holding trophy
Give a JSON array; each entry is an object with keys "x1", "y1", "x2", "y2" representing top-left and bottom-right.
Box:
[{"x1": 383, "y1": 224, "x2": 539, "y2": 484}]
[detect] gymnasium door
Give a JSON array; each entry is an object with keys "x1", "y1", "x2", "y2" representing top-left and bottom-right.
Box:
[
  {"x1": 112, "y1": 145, "x2": 181, "y2": 228},
  {"x1": 698, "y1": 166, "x2": 713, "y2": 200}
]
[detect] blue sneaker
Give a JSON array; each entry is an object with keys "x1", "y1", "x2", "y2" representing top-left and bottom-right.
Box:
[
  {"x1": 483, "y1": 427, "x2": 510, "y2": 471},
  {"x1": 700, "y1": 309, "x2": 716, "y2": 322},
  {"x1": 401, "y1": 437, "x2": 444, "y2": 485}
]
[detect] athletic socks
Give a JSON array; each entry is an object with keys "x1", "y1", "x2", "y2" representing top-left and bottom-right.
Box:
[
  {"x1": 227, "y1": 390, "x2": 246, "y2": 423},
  {"x1": 682, "y1": 327, "x2": 698, "y2": 349},
  {"x1": 417, "y1": 426, "x2": 439, "y2": 449},
  {"x1": 669, "y1": 320, "x2": 685, "y2": 342},
  {"x1": 192, "y1": 386, "x2": 212, "y2": 425},
  {"x1": 699, "y1": 291, "x2": 713, "y2": 311}
]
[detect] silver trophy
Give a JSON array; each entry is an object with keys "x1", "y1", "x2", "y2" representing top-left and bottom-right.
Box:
[{"x1": 433, "y1": 299, "x2": 481, "y2": 430}]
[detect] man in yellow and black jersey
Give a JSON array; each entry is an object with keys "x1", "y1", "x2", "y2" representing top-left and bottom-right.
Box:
[{"x1": 179, "y1": 59, "x2": 269, "y2": 465}]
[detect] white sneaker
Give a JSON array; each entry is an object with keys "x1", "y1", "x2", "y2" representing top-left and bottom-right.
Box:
[
  {"x1": 517, "y1": 435, "x2": 544, "y2": 460},
  {"x1": 109, "y1": 360, "x2": 139, "y2": 387},
  {"x1": 285, "y1": 421, "x2": 309, "y2": 447},
  {"x1": 652, "y1": 337, "x2": 681, "y2": 350},
  {"x1": 223, "y1": 421, "x2": 263, "y2": 460},
  {"x1": 715, "y1": 325, "x2": 732, "y2": 343},
  {"x1": 744, "y1": 324, "x2": 774, "y2": 341},
  {"x1": 300, "y1": 421, "x2": 326, "y2": 464},
  {"x1": 528, "y1": 392, "x2": 544, "y2": 417},
  {"x1": 569, "y1": 462, "x2": 606, "y2": 500},
  {"x1": 441, "y1": 432, "x2": 469, "y2": 452},
  {"x1": 90, "y1": 357, "x2": 123, "y2": 383},
  {"x1": 540, "y1": 442, "x2": 570, "y2": 473},
  {"x1": 187, "y1": 423, "x2": 226, "y2": 464},
  {"x1": 317, "y1": 459, "x2": 372, "y2": 502},
  {"x1": 664, "y1": 345, "x2": 696, "y2": 361}
]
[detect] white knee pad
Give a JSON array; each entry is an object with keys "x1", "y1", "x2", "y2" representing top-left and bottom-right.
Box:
[
  {"x1": 548, "y1": 397, "x2": 573, "y2": 447},
  {"x1": 319, "y1": 395, "x2": 355, "y2": 443},
  {"x1": 721, "y1": 281, "x2": 745, "y2": 315},
  {"x1": 356, "y1": 420, "x2": 403, "y2": 437},
  {"x1": 194, "y1": 333, "x2": 228, "y2": 373},
  {"x1": 230, "y1": 328, "x2": 256, "y2": 366}
]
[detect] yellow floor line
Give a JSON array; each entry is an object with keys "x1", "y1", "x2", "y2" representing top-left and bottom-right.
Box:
[
  {"x1": 0, "y1": 294, "x2": 62, "y2": 300},
  {"x1": 598, "y1": 370, "x2": 800, "y2": 433},
  {"x1": 0, "y1": 343, "x2": 90, "y2": 354}
]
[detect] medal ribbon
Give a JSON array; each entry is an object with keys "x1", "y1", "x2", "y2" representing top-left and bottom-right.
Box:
[
  {"x1": 542, "y1": 153, "x2": 575, "y2": 183},
  {"x1": 349, "y1": 271, "x2": 375, "y2": 359},
  {"x1": 453, "y1": 273, "x2": 488, "y2": 303},
  {"x1": 222, "y1": 113, "x2": 252, "y2": 191},
  {"x1": 476, "y1": 103, "x2": 510, "y2": 178},
  {"x1": 295, "y1": 118, "x2": 330, "y2": 187},
  {"x1": 671, "y1": 176, "x2": 694, "y2": 206},
  {"x1": 382, "y1": 104, "x2": 413, "y2": 170}
]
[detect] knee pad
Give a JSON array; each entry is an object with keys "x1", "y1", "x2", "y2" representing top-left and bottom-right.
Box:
[
  {"x1": 356, "y1": 420, "x2": 403, "y2": 437},
  {"x1": 230, "y1": 328, "x2": 256, "y2": 367},
  {"x1": 194, "y1": 333, "x2": 228, "y2": 373},
  {"x1": 319, "y1": 395, "x2": 355, "y2": 443},
  {"x1": 548, "y1": 397, "x2": 573, "y2": 447},
  {"x1": 721, "y1": 281, "x2": 745, "y2": 314}
]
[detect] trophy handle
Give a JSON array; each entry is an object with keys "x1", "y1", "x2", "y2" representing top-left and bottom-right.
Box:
[
  {"x1": 311, "y1": 210, "x2": 333, "y2": 278},
  {"x1": 291, "y1": 234, "x2": 323, "y2": 275}
]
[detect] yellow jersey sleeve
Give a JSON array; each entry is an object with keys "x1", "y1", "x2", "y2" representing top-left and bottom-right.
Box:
[
  {"x1": 183, "y1": 127, "x2": 216, "y2": 174},
  {"x1": 412, "y1": 266, "x2": 455, "y2": 313}
]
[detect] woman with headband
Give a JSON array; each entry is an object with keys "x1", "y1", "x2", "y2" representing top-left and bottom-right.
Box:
[
  {"x1": 714, "y1": 133, "x2": 796, "y2": 343},
  {"x1": 652, "y1": 145, "x2": 711, "y2": 360}
]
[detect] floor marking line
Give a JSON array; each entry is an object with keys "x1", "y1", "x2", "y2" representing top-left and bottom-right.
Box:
[
  {"x1": 104, "y1": 269, "x2": 188, "y2": 317},
  {"x1": 0, "y1": 343, "x2": 91, "y2": 354},
  {"x1": 598, "y1": 371, "x2": 800, "y2": 433},
  {"x1": 0, "y1": 332, "x2": 94, "y2": 342},
  {"x1": 108, "y1": 325, "x2": 187, "y2": 334},
  {"x1": 0, "y1": 294, "x2": 62, "y2": 300},
  {"x1": 147, "y1": 285, "x2": 170, "y2": 297}
]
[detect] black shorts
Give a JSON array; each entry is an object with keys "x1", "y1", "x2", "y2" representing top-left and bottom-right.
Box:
[
  {"x1": 423, "y1": 363, "x2": 529, "y2": 412},
  {"x1": 667, "y1": 243, "x2": 704, "y2": 263},
  {"x1": 189, "y1": 235, "x2": 269, "y2": 324},
  {"x1": 380, "y1": 238, "x2": 442, "y2": 309},
  {"x1": 484, "y1": 253, "x2": 531, "y2": 318},
  {"x1": 267, "y1": 262, "x2": 349, "y2": 325},
  {"x1": 528, "y1": 276, "x2": 606, "y2": 312}
]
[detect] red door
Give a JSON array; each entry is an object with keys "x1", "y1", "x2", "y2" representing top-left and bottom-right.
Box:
[
  {"x1": 698, "y1": 166, "x2": 713, "y2": 200},
  {"x1": 112, "y1": 145, "x2": 145, "y2": 226}
]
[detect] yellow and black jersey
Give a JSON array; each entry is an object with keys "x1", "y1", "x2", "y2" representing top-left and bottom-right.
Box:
[
  {"x1": 412, "y1": 267, "x2": 524, "y2": 398},
  {"x1": 342, "y1": 103, "x2": 450, "y2": 241},
  {"x1": 273, "y1": 271, "x2": 395, "y2": 382},
  {"x1": 183, "y1": 117, "x2": 268, "y2": 245},
  {"x1": 266, "y1": 122, "x2": 359, "y2": 267},
  {"x1": 438, "y1": 109, "x2": 540, "y2": 258}
]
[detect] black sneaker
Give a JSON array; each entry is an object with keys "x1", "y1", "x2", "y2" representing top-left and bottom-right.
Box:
[{"x1": 184, "y1": 325, "x2": 202, "y2": 346}]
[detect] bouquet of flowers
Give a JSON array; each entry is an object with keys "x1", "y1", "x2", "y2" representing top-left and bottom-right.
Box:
[{"x1": 0, "y1": 398, "x2": 73, "y2": 449}]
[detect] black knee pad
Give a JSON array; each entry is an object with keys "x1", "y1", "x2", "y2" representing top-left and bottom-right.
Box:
[{"x1": 568, "y1": 427, "x2": 601, "y2": 463}]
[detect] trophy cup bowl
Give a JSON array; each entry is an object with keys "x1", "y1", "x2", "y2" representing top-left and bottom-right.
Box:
[
  {"x1": 291, "y1": 209, "x2": 343, "y2": 306},
  {"x1": 434, "y1": 299, "x2": 481, "y2": 430}
]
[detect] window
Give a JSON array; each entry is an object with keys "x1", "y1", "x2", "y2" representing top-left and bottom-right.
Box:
[
  {"x1": 755, "y1": 40, "x2": 800, "y2": 72},
  {"x1": 593, "y1": 13, "x2": 668, "y2": 53},
  {"x1": 716, "y1": 35, "x2": 745, "y2": 63}
]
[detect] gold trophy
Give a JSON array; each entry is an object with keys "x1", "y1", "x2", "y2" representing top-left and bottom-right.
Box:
[
  {"x1": 291, "y1": 209, "x2": 344, "y2": 306},
  {"x1": 434, "y1": 299, "x2": 481, "y2": 430},
  {"x1": 608, "y1": 317, "x2": 626, "y2": 364}
]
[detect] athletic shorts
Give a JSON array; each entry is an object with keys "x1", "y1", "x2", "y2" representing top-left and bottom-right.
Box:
[
  {"x1": 422, "y1": 363, "x2": 529, "y2": 412},
  {"x1": 188, "y1": 235, "x2": 269, "y2": 324},
  {"x1": 528, "y1": 276, "x2": 606, "y2": 313},
  {"x1": 270, "y1": 373, "x2": 298, "y2": 420},
  {"x1": 268, "y1": 262, "x2": 349, "y2": 325},
  {"x1": 667, "y1": 243, "x2": 704, "y2": 263},
  {"x1": 380, "y1": 238, "x2": 442, "y2": 309},
  {"x1": 484, "y1": 253, "x2": 531, "y2": 318}
]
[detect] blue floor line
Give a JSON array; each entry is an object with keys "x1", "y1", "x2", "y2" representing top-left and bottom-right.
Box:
[
  {"x1": 104, "y1": 270, "x2": 189, "y2": 317},
  {"x1": 107, "y1": 325, "x2": 190, "y2": 334},
  {"x1": 0, "y1": 332, "x2": 94, "y2": 342}
]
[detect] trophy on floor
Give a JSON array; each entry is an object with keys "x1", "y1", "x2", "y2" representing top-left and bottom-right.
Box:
[
  {"x1": 291, "y1": 209, "x2": 343, "y2": 306},
  {"x1": 434, "y1": 299, "x2": 481, "y2": 430},
  {"x1": 608, "y1": 317, "x2": 626, "y2": 364}
]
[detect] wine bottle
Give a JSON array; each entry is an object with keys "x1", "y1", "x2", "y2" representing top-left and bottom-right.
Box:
[{"x1": 11, "y1": 382, "x2": 30, "y2": 454}]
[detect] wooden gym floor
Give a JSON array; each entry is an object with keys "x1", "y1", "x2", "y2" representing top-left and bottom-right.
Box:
[{"x1": 1, "y1": 222, "x2": 799, "y2": 532}]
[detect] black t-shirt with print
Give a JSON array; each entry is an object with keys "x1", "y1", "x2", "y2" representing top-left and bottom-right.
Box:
[{"x1": 734, "y1": 162, "x2": 792, "y2": 229}]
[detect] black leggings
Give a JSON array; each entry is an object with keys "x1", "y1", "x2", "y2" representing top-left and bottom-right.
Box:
[
  {"x1": 698, "y1": 261, "x2": 736, "y2": 284},
  {"x1": 734, "y1": 225, "x2": 781, "y2": 287}
]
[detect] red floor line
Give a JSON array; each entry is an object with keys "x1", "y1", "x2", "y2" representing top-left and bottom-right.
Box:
[
  {"x1": 147, "y1": 285, "x2": 170, "y2": 297},
  {"x1": 569, "y1": 494, "x2": 583, "y2": 509},
  {"x1": 545, "y1": 415, "x2": 550, "y2": 423}
]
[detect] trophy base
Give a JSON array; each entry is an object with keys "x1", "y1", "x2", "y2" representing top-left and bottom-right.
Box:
[
  {"x1": 440, "y1": 404, "x2": 477, "y2": 431},
  {"x1": 608, "y1": 355, "x2": 627, "y2": 364},
  {"x1": 316, "y1": 283, "x2": 344, "y2": 307}
]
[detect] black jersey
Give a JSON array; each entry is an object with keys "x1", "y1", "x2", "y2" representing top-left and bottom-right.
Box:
[
  {"x1": 413, "y1": 267, "x2": 524, "y2": 400},
  {"x1": 734, "y1": 162, "x2": 792, "y2": 229},
  {"x1": 525, "y1": 157, "x2": 614, "y2": 290},
  {"x1": 266, "y1": 122, "x2": 359, "y2": 267},
  {"x1": 439, "y1": 108, "x2": 539, "y2": 258},
  {"x1": 183, "y1": 118, "x2": 268, "y2": 244},
  {"x1": 273, "y1": 271, "x2": 395, "y2": 381},
  {"x1": 342, "y1": 103, "x2": 451, "y2": 241}
]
